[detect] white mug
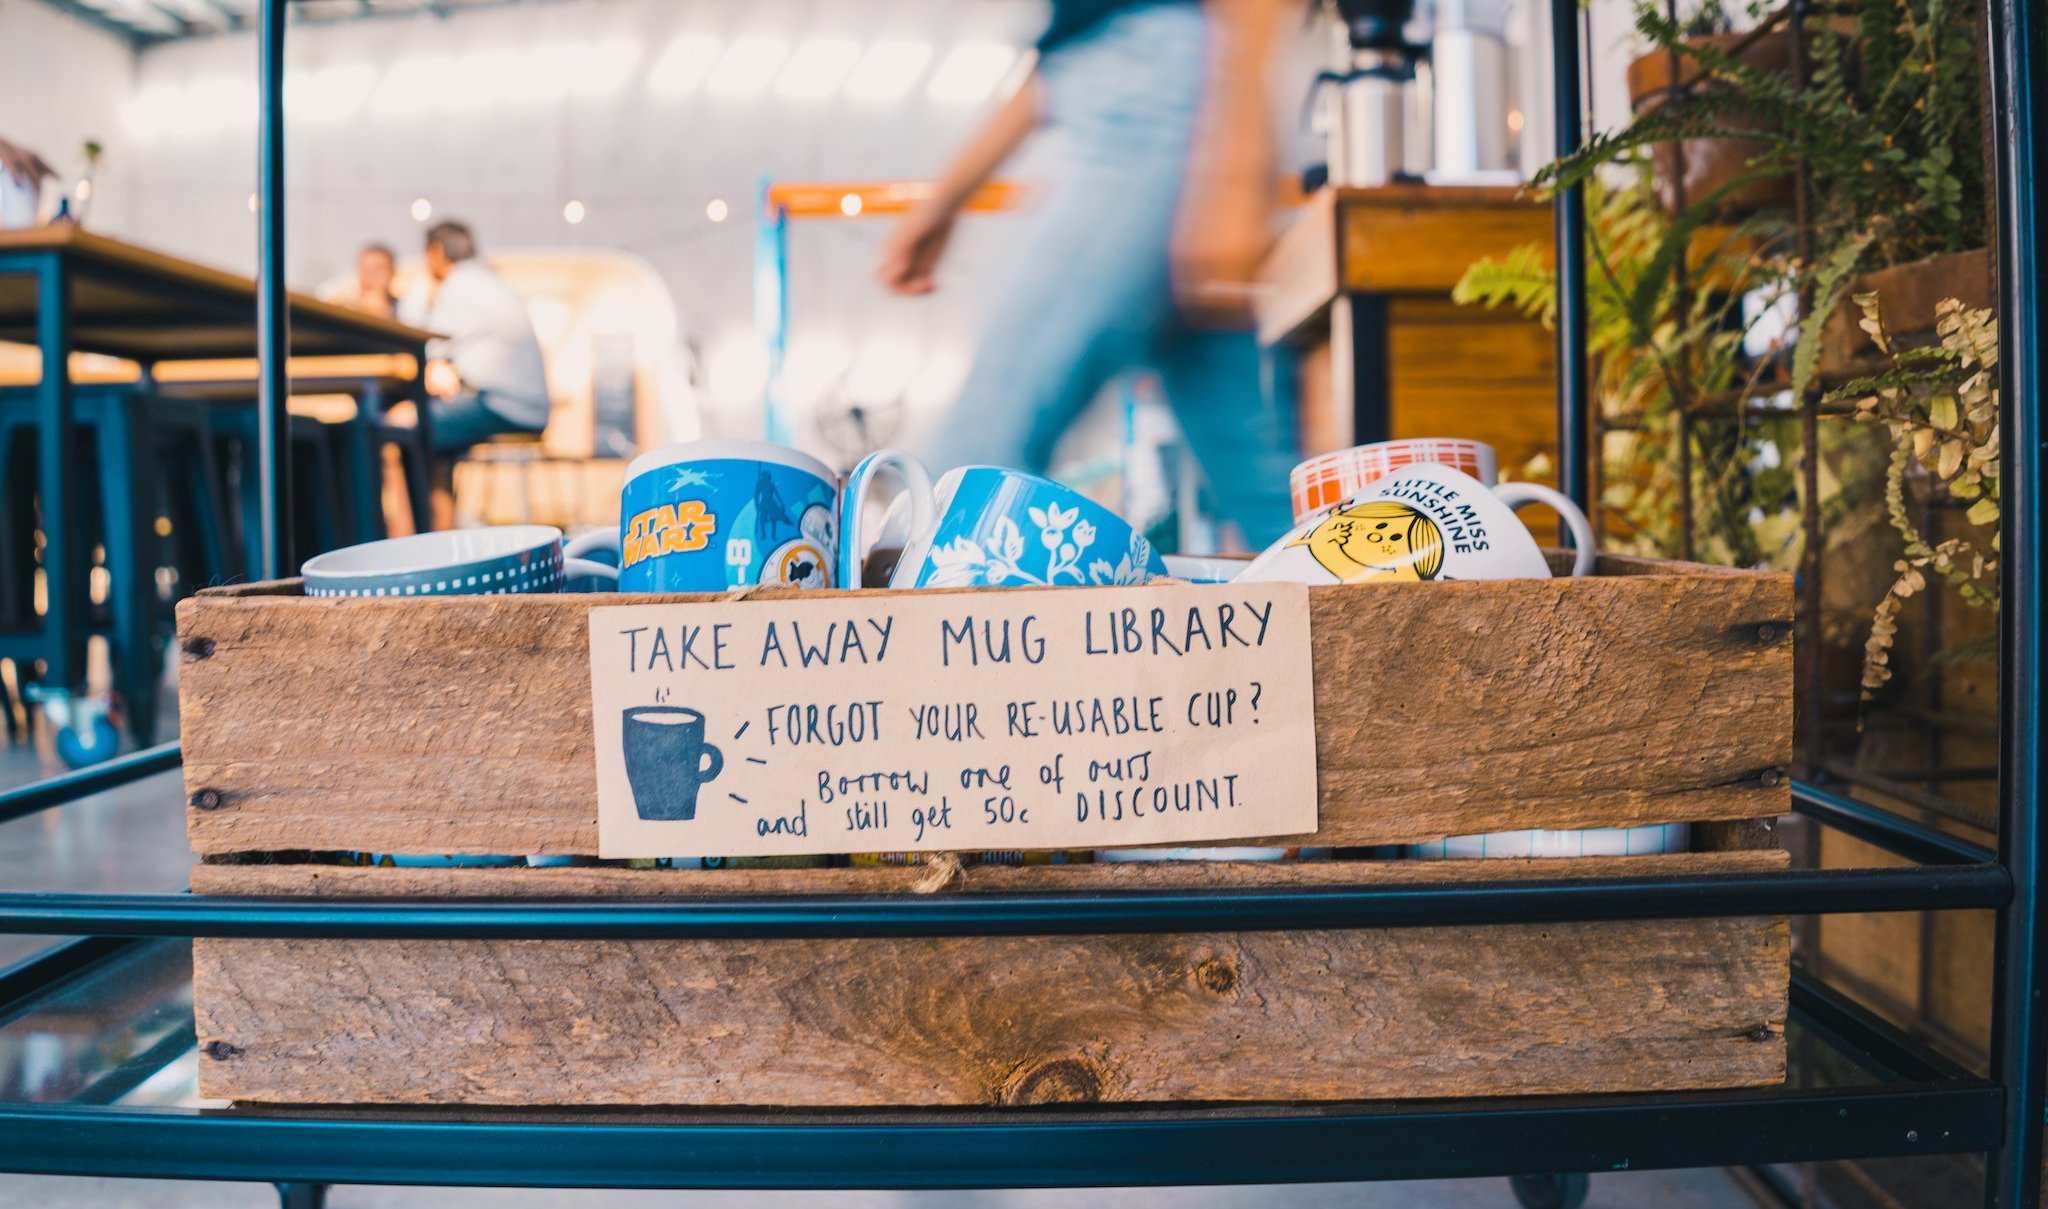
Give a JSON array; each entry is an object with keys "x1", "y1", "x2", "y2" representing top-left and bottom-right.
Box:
[
  {"x1": 1161, "y1": 554, "x2": 1248, "y2": 583},
  {"x1": 1408, "y1": 824, "x2": 1689, "y2": 860},
  {"x1": 1239, "y1": 462, "x2": 1596, "y2": 584}
]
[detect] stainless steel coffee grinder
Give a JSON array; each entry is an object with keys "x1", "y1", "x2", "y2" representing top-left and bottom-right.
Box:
[{"x1": 1307, "y1": 0, "x2": 1427, "y2": 187}]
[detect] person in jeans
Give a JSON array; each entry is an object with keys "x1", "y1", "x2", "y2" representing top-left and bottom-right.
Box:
[
  {"x1": 386, "y1": 220, "x2": 551, "y2": 529},
  {"x1": 877, "y1": 0, "x2": 1298, "y2": 547}
]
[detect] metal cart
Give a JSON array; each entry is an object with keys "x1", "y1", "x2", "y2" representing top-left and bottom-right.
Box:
[{"x1": 0, "y1": 0, "x2": 2041, "y2": 1205}]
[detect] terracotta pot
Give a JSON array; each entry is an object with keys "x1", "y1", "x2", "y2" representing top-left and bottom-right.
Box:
[
  {"x1": 1626, "y1": 30, "x2": 1799, "y2": 215},
  {"x1": 1816, "y1": 247, "x2": 1994, "y2": 373}
]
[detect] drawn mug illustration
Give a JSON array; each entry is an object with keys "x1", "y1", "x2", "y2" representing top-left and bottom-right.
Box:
[
  {"x1": 621, "y1": 706, "x2": 726, "y2": 822},
  {"x1": 1239, "y1": 462, "x2": 1596, "y2": 584},
  {"x1": 839, "y1": 451, "x2": 1165, "y2": 589},
  {"x1": 566, "y1": 439, "x2": 839, "y2": 592}
]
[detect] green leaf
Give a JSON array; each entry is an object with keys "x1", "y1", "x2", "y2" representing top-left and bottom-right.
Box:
[{"x1": 1793, "y1": 233, "x2": 1876, "y2": 398}]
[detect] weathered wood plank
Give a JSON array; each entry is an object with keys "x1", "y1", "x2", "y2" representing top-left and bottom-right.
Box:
[
  {"x1": 194, "y1": 860, "x2": 1787, "y2": 1106},
  {"x1": 190, "y1": 848, "x2": 1789, "y2": 899},
  {"x1": 177, "y1": 561, "x2": 1792, "y2": 856}
]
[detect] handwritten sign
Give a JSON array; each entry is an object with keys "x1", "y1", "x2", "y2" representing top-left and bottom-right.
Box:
[{"x1": 588, "y1": 584, "x2": 1318, "y2": 859}]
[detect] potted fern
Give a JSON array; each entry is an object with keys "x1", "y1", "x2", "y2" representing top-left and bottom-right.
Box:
[
  {"x1": 1623, "y1": 0, "x2": 1798, "y2": 216},
  {"x1": 1546, "y1": 0, "x2": 1987, "y2": 396}
]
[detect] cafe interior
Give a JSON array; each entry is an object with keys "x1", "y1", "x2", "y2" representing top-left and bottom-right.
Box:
[
  {"x1": 0, "y1": 0, "x2": 1649, "y2": 762},
  {"x1": 0, "y1": 0, "x2": 2028, "y2": 1202}
]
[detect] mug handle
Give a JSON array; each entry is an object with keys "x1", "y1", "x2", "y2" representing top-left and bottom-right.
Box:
[
  {"x1": 564, "y1": 527, "x2": 620, "y2": 564},
  {"x1": 839, "y1": 449, "x2": 937, "y2": 589},
  {"x1": 698, "y1": 742, "x2": 724, "y2": 781},
  {"x1": 1490, "y1": 482, "x2": 1597, "y2": 577},
  {"x1": 562, "y1": 557, "x2": 619, "y2": 586}
]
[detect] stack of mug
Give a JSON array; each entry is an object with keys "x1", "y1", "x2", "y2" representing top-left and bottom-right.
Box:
[{"x1": 300, "y1": 434, "x2": 1677, "y2": 864}]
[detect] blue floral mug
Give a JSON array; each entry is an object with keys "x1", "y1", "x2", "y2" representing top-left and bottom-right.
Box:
[{"x1": 841, "y1": 452, "x2": 1165, "y2": 589}]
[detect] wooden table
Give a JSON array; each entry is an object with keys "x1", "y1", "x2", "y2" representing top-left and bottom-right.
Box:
[
  {"x1": 1258, "y1": 185, "x2": 1557, "y2": 477},
  {"x1": 0, "y1": 226, "x2": 434, "y2": 698}
]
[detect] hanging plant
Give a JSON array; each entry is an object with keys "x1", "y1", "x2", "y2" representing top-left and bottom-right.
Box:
[{"x1": 1823, "y1": 294, "x2": 1999, "y2": 699}]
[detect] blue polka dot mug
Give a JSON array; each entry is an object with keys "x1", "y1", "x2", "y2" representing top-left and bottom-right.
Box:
[{"x1": 300, "y1": 525, "x2": 618, "y2": 598}]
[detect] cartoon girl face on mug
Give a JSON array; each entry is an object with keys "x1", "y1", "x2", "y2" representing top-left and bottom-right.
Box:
[{"x1": 1240, "y1": 463, "x2": 1596, "y2": 584}]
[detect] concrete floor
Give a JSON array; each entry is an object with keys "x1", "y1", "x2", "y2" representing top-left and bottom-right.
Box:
[{"x1": 0, "y1": 670, "x2": 1767, "y2": 1209}]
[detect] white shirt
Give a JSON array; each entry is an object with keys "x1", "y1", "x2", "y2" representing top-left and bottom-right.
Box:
[{"x1": 424, "y1": 260, "x2": 551, "y2": 429}]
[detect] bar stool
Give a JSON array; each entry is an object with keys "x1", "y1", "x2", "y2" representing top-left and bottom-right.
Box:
[
  {"x1": 209, "y1": 405, "x2": 353, "y2": 573},
  {"x1": 454, "y1": 430, "x2": 551, "y2": 527},
  {"x1": 364, "y1": 412, "x2": 435, "y2": 536},
  {"x1": 0, "y1": 386, "x2": 236, "y2": 747}
]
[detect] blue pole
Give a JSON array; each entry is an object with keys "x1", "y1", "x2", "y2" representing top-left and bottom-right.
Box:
[
  {"x1": 1984, "y1": 0, "x2": 2048, "y2": 1200},
  {"x1": 255, "y1": 0, "x2": 290, "y2": 578},
  {"x1": 754, "y1": 178, "x2": 790, "y2": 443}
]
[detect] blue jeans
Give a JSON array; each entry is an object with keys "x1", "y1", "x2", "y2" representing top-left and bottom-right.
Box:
[
  {"x1": 921, "y1": 3, "x2": 1298, "y2": 547},
  {"x1": 430, "y1": 390, "x2": 538, "y2": 454}
]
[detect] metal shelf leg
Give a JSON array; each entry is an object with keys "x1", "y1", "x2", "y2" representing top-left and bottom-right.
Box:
[{"x1": 1984, "y1": 0, "x2": 2047, "y2": 1201}]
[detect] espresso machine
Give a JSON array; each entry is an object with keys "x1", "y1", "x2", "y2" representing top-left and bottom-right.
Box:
[
  {"x1": 1307, "y1": 0, "x2": 1429, "y2": 187},
  {"x1": 1307, "y1": 0, "x2": 1516, "y2": 188}
]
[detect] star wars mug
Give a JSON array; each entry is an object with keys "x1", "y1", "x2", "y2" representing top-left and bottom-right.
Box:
[
  {"x1": 1239, "y1": 462, "x2": 1596, "y2": 583},
  {"x1": 568, "y1": 440, "x2": 839, "y2": 592}
]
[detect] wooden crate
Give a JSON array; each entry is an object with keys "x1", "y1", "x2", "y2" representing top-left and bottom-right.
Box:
[{"x1": 177, "y1": 554, "x2": 1794, "y2": 1107}]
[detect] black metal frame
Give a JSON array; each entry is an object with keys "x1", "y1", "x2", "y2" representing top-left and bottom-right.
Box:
[{"x1": 0, "y1": 0, "x2": 2039, "y2": 1200}]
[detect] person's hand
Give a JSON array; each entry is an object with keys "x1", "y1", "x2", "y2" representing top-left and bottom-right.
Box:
[
  {"x1": 424, "y1": 359, "x2": 462, "y2": 401},
  {"x1": 1170, "y1": 180, "x2": 1272, "y2": 327},
  {"x1": 875, "y1": 202, "x2": 959, "y2": 296},
  {"x1": 0, "y1": 139, "x2": 54, "y2": 189}
]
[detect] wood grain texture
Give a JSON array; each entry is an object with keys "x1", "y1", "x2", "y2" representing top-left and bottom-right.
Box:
[
  {"x1": 191, "y1": 848, "x2": 1789, "y2": 899},
  {"x1": 177, "y1": 558, "x2": 1793, "y2": 856},
  {"x1": 193, "y1": 859, "x2": 1787, "y2": 1107},
  {"x1": 1339, "y1": 199, "x2": 1551, "y2": 295}
]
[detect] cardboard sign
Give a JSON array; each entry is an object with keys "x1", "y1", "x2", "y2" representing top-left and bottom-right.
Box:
[{"x1": 588, "y1": 584, "x2": 1318, "y2": 859}]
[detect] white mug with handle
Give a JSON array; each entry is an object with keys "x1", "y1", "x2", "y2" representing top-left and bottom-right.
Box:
[{"x1": 838, "y1": 450, "x2": 940, "y2": 589}]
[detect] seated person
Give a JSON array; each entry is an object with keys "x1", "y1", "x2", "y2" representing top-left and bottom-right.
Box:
[
  {"x1": 386, "y1": 220, "x2": 550, "y2": 528},
  {"x1": 332, "y1": 242, "x2": 398, "y2": 320}
]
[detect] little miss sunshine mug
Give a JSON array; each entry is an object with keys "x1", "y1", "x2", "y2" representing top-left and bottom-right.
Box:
[
  {"x1": 1291, "y1": 437, "x2": 1499, "y2": 521},
  {"x1": 841, "y1": 451, "x2": 1166, "y2": 589},
  {"x1": 568, "y1": 440, "x2": 839, "y2": 592},
  {"x1": 1240, "y1": 462, "x2": 1596, "y2": 584}
]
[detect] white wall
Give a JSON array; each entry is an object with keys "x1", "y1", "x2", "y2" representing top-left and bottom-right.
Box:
[
  {"x1": 112, "y1": 0, "x2": 1049, "y2": 444},
  {"x1": 0, "y1": 0, "x2": 136, "y2": 230},
  {"x1": 12, "y1": 0, "x2": 1653, "y2": 447}
]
